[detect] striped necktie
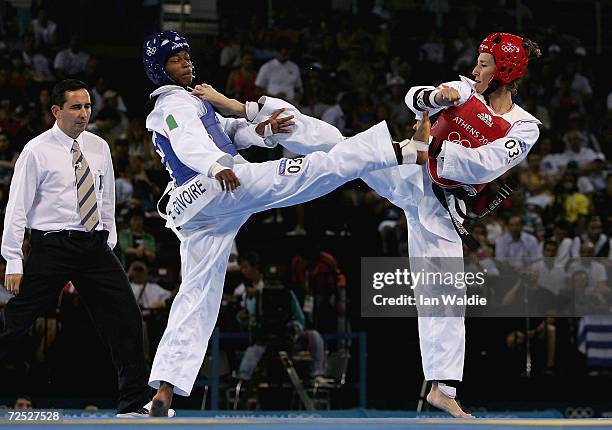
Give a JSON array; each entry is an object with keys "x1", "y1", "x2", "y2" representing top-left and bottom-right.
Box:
[{"x1": 72, "y1": 140, "x2": 100, "y2": 231}]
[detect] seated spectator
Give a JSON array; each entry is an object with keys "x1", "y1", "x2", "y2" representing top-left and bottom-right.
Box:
[
  {"x1": 20, "y1": 32, "x2": 54, "y2": 82},
  {"x1": 128, "y1": 260, "x2": 173, "y2": 363},
  {"x1": 572, "y1": 216, "x2": 610, "y2": 258},
  {"x1": 87, "y1": 107, "x2": 122, "y2": 149},
  {"x1": 233, "y1": 252, "x2": 265, "y2": 308},
  {"x1": 578, "y1": 154, "x2": 609, "y2": 194},
  {"x1": 578, "y1": 315, "x2": 612, "y2": 375},
  {"x1": 532, "y1": 240, "x2": 568, "y2": 296},
  {"x1": 118, "y1": 208, "x2": 157, "y2": 267},
  {"x1": 551, "y1": 172, "x2": 590, "y2": 223},
  {"x1": 53, "y1": 35, "x2": 90, "y2": 78},
  {"x1": 321, "y1": 92, "x2": 355, "y2": 136},
  {"x1": 503, "y1": 268, "x2": 560, "y2": 374},
  {"x1": 568, "y1": 241, "x2": 608, "y2": 289},
  {"x1": 130, "y1": 155, "x2": 160, "y2": 213},
  {"x1": 13, "y1": 395, "x2": 32, "y2": 409},
  {"x1": 549, "y1": 219, "x2": 574, "y2": 267},
  {"x1": 225, "y1": 52, "x2": 257, "y2": 103},
  {"x1": 376, "y1": 199, "x2": 404, "y2": 256},
  {"x1": 594, "y1": 174, "x2": 612, "y2": 228},
  {"x1": 520, "y1": 152, "x2": 554, "y2": 209},
  {"x1": 495, "y1": 215, "x2": 542, "y2": 270},
  {"x1": 558, "y1": 129, "x2": 603, "y2": 171},
  {"x1": 291, "y1": 245, "x2": 346, "y2": 335},
  {"x1": 29, "y1": 9, "x2": 56, "y2": 48},
  {"x1": 128, "y1": 261, "x2": 172, "y2": 312},
  {"x1": 236, "y1": 253, "x2": 325, "y2": 383},
  {"x1": 90, "y1": 77, "x2": 127, "y2": 119},
  {"x1": 383, "y1": 75, "x2": 411, "y2": 139},
  {"x1": 125, "y1": 118, "x2": 157, "y2": 170},
  {"x1": 114, "y1": 161, "x2": 138, "y2": 217}
]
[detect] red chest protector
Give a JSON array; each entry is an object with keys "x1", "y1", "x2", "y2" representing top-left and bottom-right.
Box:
[{"x1": 427, "y1": 95, "x2": 512, "y2": 196}]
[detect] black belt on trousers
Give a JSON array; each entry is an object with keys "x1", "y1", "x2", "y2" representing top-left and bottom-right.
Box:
[
  {"x1": 30, "y1": 229, "x2": 106, "y2": 240},
  {"x1": 431, "y1": 179, "x2": 516, "y2": 251}
]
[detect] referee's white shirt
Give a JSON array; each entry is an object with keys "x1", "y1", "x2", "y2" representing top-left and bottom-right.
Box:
[{"x1": 1, "y1": 122, "x2": 116, "y2": 275}]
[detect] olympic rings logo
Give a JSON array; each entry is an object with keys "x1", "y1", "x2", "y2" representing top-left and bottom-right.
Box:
[
  {"x1": 565, "y1": 406, "x2": 594, "y2": 418},
  {"x1": 501, "y1": 44, "x2": 519, "y2": 53},
  {"x1": 146, "y1": 46, "x2": 157, "y2": 56},
  {"x1": 448, "y1": 131, "x2": 472, "y2": 148}
]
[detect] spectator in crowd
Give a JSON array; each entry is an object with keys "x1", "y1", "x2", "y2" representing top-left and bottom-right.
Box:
[
  {"x1": 129, "y1": 155, "x2": 160, "y2": 213},
  {"x1": 87, "y1": 107, "x2": 122, "y2": 149},
  {"x1": 495, "y1": 216, "x2": 542, "y2": 270},
  {"x1": 90, "y1": 77, "x2": 127, "y2": 120},
  {"x1": 123, "y1": 118, "x2": 156, "y2": 169},
  {"x1": 233, "y1": 252, "x2": 265, "y2": 308},
  {"x1": 118, "y1": 208, "x2": 157, "y2": 267},
  {"x1": 549, "y1": 219, "x2": 574, "y2": 267},
  {"x1": 255, "y1": 37, "x2": 302, "y2": 104},
  {"x1": 236, "y1": 252, "x2": 325, "y2": 384},
  {"x1": 568, "y1": 241, "x2": 608, "y2": 290},
  {"x1": 225, "y1": 52, "x2": 257, "y2": 103},
  {"x1": 54, "y1": 35, "x2": 90, "y2": 78},
  {"x1": 13, "y1": 395, "x2": 32, "y2": 409},
  {"x1": 532, "y1": 240, "x2": 568, "y2": 297},
  {"x1": 593, "y1": 174, "x2": 612, "y2": 227},
  {"x1": 20, "y1": 32, "x2": 54, "y2": 82},
  {"x1": 321, "y1": 92, "x2": 355, "y2": 136},
  {"x1": 114, "y1": 160, "x2": 138, "y2": 217},
  {"x1": 290, "y1": 245, "x2": 346, "y2": 337},
  {"x1": 578, "y1": 314, "x2": 612, "y2": 374},
  {"x1": 129, "y1": 261, "x2": 172, "y2": 312},
  {"x1": 29, "y1": 9, "x2": 56, "y2": 48},
  {"x1": 571, "y1": 216, "x2": 610, "y2": 258},
  {"x1": 552, "y1": 172, "x2": 590, "y2": 223},
  {"x1": 558, "y1": 129, "x2": 603, "y2": 170},
  {"x1": 383, "y1": 75, "x2": 411, "y2": 139}
]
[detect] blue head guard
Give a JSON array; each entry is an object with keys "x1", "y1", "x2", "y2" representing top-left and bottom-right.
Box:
[{"x1": 142, "y1": 31, "x2": 193, "y2": 86}]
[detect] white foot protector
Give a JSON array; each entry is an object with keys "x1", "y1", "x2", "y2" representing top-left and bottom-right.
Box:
[{"x1": 398, "y1": 138, "x2": 429, "y2": 164}]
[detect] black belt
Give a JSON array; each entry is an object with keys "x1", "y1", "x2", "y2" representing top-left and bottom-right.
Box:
[
  {"x1": 31, "y1": 229, "x2": 106, "y2": 240},
  {"x1": 432, "y1": 179, "x2": 516, "y2": 251}
]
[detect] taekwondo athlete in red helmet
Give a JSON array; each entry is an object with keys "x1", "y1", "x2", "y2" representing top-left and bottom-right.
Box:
[{"x1": 393, "y1": 32, "x2": 543, "y2": 417}]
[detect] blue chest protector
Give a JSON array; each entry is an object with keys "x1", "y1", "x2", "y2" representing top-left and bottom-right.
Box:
[{"x1": 152, "y1": 99, "x2": 239, "y2": 186}]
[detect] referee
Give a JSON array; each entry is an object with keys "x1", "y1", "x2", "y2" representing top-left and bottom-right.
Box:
[{"x1": 0, "y1": 79, "x2": 154, "y2": 416}]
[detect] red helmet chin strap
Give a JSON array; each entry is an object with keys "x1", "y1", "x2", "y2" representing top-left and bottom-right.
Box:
[{"x1": 479, "y1": 32, "x2": 528, "y2": 85}]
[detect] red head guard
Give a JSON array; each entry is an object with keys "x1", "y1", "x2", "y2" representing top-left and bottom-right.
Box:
[{"x1": 478, "y1": 33, "x2": 528, "y2": 85}]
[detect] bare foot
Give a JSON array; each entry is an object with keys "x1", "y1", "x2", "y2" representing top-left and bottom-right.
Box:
[
  {"x1": 426, "y1": 383, "x2": 475, "y2": 418},
  {"x1": 150, "y1": 381, "x2": 174, "y2": 417}
]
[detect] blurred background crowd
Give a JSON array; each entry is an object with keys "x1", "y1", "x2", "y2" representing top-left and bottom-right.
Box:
[{"x1": 1, "y1": 0, "x2": 612, "y2": 414}]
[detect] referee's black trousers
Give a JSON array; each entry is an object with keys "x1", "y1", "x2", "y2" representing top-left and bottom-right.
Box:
[{"x1": 0, "y1": 229, "x2": 150, "y2": 413}]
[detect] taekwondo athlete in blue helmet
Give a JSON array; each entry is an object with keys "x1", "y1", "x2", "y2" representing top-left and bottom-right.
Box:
[{"x1": 142, "y1": 31, "x2": 430, "y2": 416}]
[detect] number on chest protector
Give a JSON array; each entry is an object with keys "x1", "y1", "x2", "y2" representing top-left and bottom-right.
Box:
[{"x1": 278, "y1": 157, "x2": 305, "y2": 176}]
